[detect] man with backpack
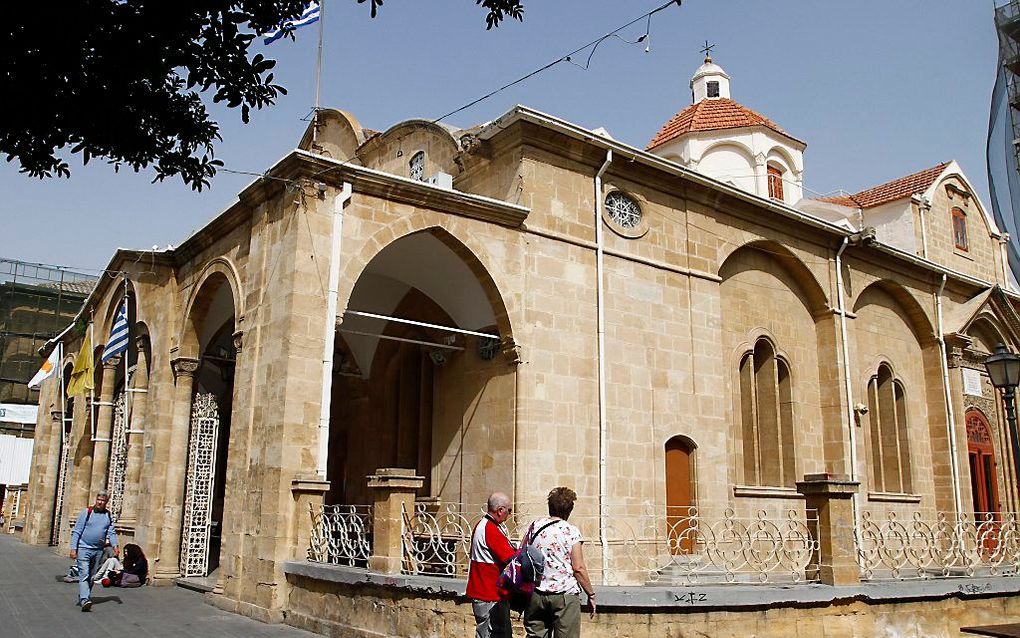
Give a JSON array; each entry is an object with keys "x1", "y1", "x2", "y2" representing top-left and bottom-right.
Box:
[
  {"x1": 467, "y1": 492, "x2": 516, "y2": 638},
  {"x1": 69, "y1": 490, "x2": 118, "y2": 612}
]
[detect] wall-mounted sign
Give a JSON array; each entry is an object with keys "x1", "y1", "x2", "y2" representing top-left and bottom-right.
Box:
[
  {"x1": 963, "y1": 368, "x2": 984, "y2": 397},
  {"x1": 0, "y1": 403, "x2": 38, "y2": 425}
]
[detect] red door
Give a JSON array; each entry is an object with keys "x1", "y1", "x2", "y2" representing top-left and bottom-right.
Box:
[
  {"x1": 967, "y1": 410, "x2": 1000, "y2": 518},
  {"x1": 665, "y1": 437, "x2": 695, "y2": 554}
]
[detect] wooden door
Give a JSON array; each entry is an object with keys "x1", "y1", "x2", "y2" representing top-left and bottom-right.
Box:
[
  {"x1": 966, "y1": 410, "x2": 1000, "y2": 518},
  {"x1": 665, "y1": 437, "x2": 695, "y2": 554}
]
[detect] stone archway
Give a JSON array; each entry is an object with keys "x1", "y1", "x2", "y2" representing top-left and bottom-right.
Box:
[
  {"x1": 328, "y1": 228, "x2": 516, "y2": 508},
  {"x1": 172, "y1": 271, "x2": 239, "y2": 579}
]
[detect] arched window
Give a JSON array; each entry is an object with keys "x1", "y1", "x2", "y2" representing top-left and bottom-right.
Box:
[
  {"x1": 739, "y1": 339, "x2": 796, "y2": 487},
  {"x1": 767, "y1": 165, "x2": 785, "y2": 202},
  {"x1": 952, "y1": 207, "x2": 969, "y2": 251},
  {"x1": 866, "y1": 364, "x2": 912, "y2": 493},
  {"x1": 409, "y1": 150, "x2": 426, "y2": 182}
]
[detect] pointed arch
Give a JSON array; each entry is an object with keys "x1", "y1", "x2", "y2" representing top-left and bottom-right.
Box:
[
  {"x1": 178, "y1": 258, "x2": 244, "y2": 359},
  {"x1": 718, "y1": 239, "x2": 829, "y2": 316},
  {"x1": 339, "y1": 222, "x2": 515, "y2": 343},
  {"x1": 852, "y1": 279, "x2": 935, "y2": 344}
]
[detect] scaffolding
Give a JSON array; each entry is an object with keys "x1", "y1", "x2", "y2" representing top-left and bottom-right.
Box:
[{"x1": 0, "y1": 259, "x2": 95, "y2": 406}]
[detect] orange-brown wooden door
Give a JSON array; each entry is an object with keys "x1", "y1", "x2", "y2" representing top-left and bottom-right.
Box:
[
  {"x1": 967, "y1": 410, "x2": 1000, "y2": 517},
  {"x1": 665, "y1": 437, "x2": 695, "y2": 554}
]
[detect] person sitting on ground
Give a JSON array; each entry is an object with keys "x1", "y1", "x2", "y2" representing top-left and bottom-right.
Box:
[
  {"x1": 523, "y1": 487, "x2": 597, "y2": 638},
  {"x1": 101, "y1": 543, "x2": 148, "y2": 588}
]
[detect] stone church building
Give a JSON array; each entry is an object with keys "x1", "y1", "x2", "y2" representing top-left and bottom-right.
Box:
[{"x1": 20, "y1": 57, "x2": 1020, "y2": 636}]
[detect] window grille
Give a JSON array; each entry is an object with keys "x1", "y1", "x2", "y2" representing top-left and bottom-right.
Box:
[{"x1": 605, "y1": 191, "x2": 642, "y2": 229}]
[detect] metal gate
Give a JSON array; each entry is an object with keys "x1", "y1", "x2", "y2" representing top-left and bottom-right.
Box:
[
  {"x1": 179, "y1": 392, "x2": 220, "y2": 577},
  {"x1": 51, "y1": 423, "x2": 71, "y2": 546},
  {"x1": 106, "y1": 392, "x2": 128, "y2": 520}
]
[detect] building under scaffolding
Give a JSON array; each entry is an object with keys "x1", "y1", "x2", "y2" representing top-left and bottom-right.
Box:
[
  {"x1": 0, "y1": 259, "x2": 95, "y2": 410},
  {"x1": 990, "y1": 1, "x2": 1020, "y2": 286}
]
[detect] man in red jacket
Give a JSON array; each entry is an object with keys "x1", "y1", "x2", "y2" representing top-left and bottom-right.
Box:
[{"x1": 466, "y1": 492, "x2": 516, "y2": 638}]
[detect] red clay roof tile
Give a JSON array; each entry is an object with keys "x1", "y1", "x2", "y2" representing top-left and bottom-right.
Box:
[
  {"x1": 646, "y1": 98, "x2": 798, "y2": 150},
  {"x1": 814, "y1": 163, "x2": 949, "y2": 209}
]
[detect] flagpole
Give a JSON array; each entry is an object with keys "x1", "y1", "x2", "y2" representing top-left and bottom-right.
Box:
[
  {"x1": 89, "y1": 310, "x2": 95, "y2": 442},
  {"x1": 123, "y1": 276, "x2": 129, "y2": 444},
  {"x1": 312, "y1": 0, "x2": 324, "y2": 145}
]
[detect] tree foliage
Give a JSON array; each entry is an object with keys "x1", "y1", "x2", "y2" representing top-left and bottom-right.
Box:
[{"x1": 0, "y1": 0, "x2": 524, "y2": 191}]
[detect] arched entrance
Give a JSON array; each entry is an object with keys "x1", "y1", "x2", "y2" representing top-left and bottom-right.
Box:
[
  {"x1": 665, "y1": 436, "x2": 696, "y2": 554},
  {"x1": 966, "y1": 409, "x2": 1000, "y2": 517},
  {"x1": 328, "y1": 229, "x2": 513, "y2": 508},
  {"x1": 179, "y1": 273, "x2": 237, "y2": 578}
]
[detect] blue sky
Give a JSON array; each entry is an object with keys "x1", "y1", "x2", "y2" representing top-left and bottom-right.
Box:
[{"x1": 1, "y1": 1, "x2": 998, "y2": 271}]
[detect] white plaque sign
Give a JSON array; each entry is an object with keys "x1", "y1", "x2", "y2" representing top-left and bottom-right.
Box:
[{"x1": 963, "y1": 368, "x2": 984, "y2": 397}]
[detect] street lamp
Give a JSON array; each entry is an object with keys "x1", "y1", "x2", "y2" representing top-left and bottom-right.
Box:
[{"x1": 984, "y1": 343, "x2": 1020, "y2": 497}]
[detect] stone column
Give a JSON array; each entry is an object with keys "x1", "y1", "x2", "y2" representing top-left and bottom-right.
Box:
[
  {"x1": 152, "y1": 356, "x2": 199, "y2": 582},
  {"x1": 796, "y1": 473, "x2": 860, "y2": 586},
  {"x1": 213, "y1": 330, "x2": 244, "y2": 595},
  {"x1": 120, "y1": 337, "x2": 150, "y2": 525},
  {"x1": 367, "y1": 468, "x2": 424, "y2": 574},
  {"x1": 22, "y1": 374, "x2": 61, "y2": 545},
  {"x1": 88, "y1": 358, "x2": 120, "y2": 501}
]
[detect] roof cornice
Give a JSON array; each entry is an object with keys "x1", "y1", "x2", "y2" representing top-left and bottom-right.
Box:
[
  {"x1": 280, "y1": 150, "x2": 530, "y2": 228},
  {"x1": 476, "y1": 105, "x2": 999, "y2": 293}
]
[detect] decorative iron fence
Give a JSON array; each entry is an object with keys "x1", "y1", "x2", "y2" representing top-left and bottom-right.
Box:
[
  {"x1": 308, "y1": 504, "x2": 373, "y2": 567},
  {"x1": 857, "y1": 511, "x2": 1020, "y2": 580},
  {"x1": 399, "y1": 502, "x2": 821, "y2": 585}
]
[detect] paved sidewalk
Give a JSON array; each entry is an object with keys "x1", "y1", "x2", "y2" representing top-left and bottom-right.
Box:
[{"x1": 0, "y1": 533, "x2": 317, "y2": 638}]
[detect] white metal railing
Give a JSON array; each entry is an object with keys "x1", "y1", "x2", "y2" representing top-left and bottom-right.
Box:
[
  {"x1": 856, "y1": 511, "x2": 1020, "y2": 580},
  {"x1": 308, "y1": 504, "x2": 373, "y2": 567},
  {"x1": 399, "y1": 502, "x2": 821, "y2": 585}
]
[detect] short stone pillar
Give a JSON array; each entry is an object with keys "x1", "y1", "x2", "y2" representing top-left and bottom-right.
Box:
[
  {"x1": 367, "y1": 468, "x2": 424, "y2": 575},
  {"x1": 291, "y1": 476, "x2": 330, "y2": 561},
  {"x1": 796, "y1": 473, "x2": 860, "y2": 586}
]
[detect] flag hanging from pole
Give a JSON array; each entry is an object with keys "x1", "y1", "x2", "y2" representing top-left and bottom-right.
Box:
[
  {"x1": 28, "y1": 343, "x2": 61, "y2": 389},
  {"x1": 102, "y1": 300, "x2": 129, "y2": 363},
  {"x1": 66, "y1": 329, "x2": 94, "y2": 397},
  {"x1": 263, "y1": 2, "x2": 321, "y2": 45}
]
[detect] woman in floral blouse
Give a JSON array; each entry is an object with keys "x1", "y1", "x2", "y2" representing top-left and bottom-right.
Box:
[{"x1": 523, "y1": 487, "x2": 596, "y2": 638}]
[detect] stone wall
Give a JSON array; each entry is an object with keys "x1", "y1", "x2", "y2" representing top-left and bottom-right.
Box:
[{"x1": 281, "y1": 562, "x2": 1020, "y2": 638}]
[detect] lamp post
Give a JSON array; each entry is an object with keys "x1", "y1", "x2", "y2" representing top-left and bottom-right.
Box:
[{"x1": 984, "y1": 343, "x2": 1020, "y2": 498}]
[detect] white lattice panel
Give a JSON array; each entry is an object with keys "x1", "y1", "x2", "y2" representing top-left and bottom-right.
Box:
[
  {"x1": 106, "y1": 392, "x2": 128, "y2": 520},
  {"x1": 51, "y1": 428, "x2": 70, "y2": 546},
  {"x1": 180, "y1": 393, "x2": 219, "y2": 578}
]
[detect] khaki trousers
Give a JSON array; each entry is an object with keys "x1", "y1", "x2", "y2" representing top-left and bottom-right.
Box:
[{"x1": 523, "y1": 591, "x2": 581, "y2": 638}]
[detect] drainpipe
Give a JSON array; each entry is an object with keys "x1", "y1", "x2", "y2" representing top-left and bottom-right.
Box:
[
  {"x1": 935, "y1": 274, "x2": 963, "y2": 516},
  {"x1": 834, "y1": 237, "x2": 859, "y2": 525},
  {"x1": 914, "y1": 195, "x2": 931, "y2": 259},
  {"x1": 595, "y1": 149, "x2": 612, "y2": 581},
  {"x1": 317, "y1": 182, "x2": 353, "y2": 479}
]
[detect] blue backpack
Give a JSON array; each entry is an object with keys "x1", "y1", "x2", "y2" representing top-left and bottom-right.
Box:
[{"x1": 497, "y1": 519, "x2": 561, "y2": 611}]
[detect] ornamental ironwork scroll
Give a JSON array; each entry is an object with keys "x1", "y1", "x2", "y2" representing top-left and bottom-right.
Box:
[
  {"x1": 307, "y1": 504, "x2": 373, "y2": 567},
  {"x1": 179, "y1": 393, "x2": 220, "y2": 578},
  {"x1": 106, "y1": 392, "x2": 128, "y2": 520},
  {"x1": 856, "y1": 511, "x2": 1020, "y2": 580},
  {"x1": 51, "y1": 429, "x2": 71, "y2": 546},
  {"x1": 397, "y1": 501, "x2": 820, "y2": 585}
]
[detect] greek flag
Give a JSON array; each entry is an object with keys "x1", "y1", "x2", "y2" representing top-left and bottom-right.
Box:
[
  {"x1": 263, "y1": 2, "x2": 321, "y2": 45},
  {"x1": 102, "y1": 300, "x2": 129, "y2": 363}
]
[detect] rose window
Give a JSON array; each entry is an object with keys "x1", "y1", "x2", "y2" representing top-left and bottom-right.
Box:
[{"x1": 605, "y1": 191, "x2": 642, "y2": 229}]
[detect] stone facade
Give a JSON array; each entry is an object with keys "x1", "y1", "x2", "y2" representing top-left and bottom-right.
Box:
[{"x1": 18, "y1": 79, "x2": 1020, "y2": 635}]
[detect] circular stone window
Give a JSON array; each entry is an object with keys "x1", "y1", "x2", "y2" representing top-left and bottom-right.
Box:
[{"x1": 604, "y1": 191, "x2": 643, "y2": 233}]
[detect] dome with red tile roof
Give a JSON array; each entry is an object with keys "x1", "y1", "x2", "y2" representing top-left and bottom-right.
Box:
[{"x1": 646, "y1": 98, "x2": 798, "y2": 151}]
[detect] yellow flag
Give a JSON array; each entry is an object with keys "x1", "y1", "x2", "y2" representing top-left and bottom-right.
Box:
[{"x1": 66, "y1": 329, "x2": 94, "y2": 397}]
